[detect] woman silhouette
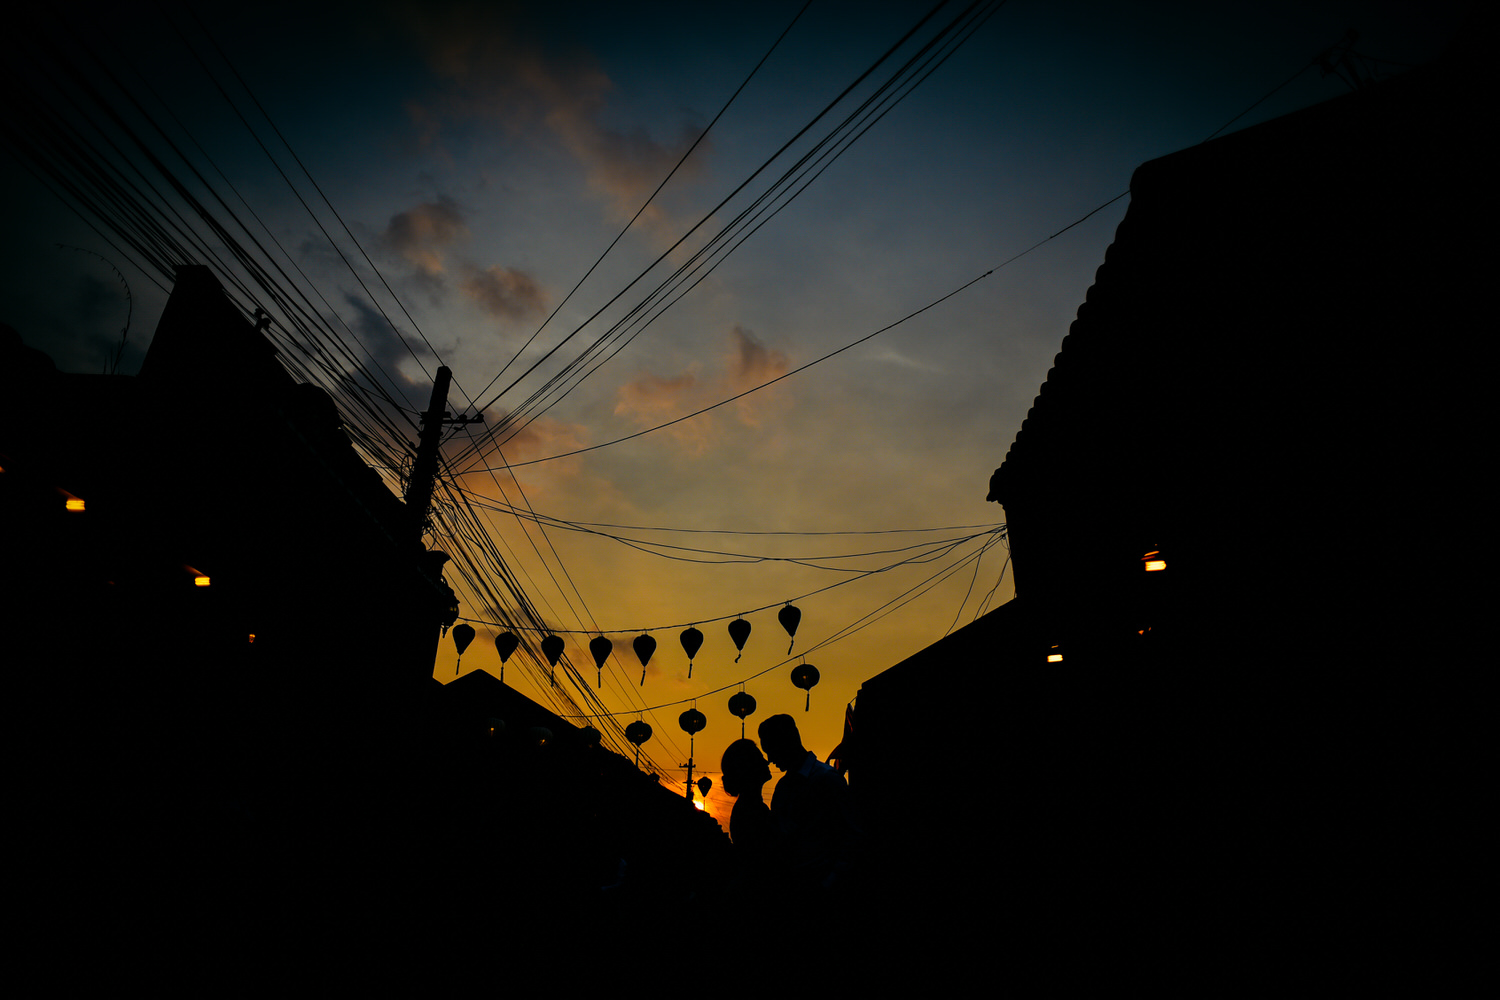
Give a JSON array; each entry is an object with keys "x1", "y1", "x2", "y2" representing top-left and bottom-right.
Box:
[{"x1": 720, "y1": 738, "x2": 777, "y2": 863}]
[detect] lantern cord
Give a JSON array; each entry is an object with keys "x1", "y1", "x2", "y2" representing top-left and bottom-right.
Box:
[{"x1": 554, "y1": 525, "x2": 1001, "y2": 719}]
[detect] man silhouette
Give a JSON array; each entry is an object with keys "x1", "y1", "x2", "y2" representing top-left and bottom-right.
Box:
[{"x1": 757, "y1": 713, "x2": 858, "y2": 888}]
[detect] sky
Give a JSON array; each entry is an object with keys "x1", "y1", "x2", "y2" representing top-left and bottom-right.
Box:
[{"x1": 1, "y1": 0, "x2": 1471, "y2": 825}]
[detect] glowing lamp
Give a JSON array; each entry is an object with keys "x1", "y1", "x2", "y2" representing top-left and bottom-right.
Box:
[
  {"x1": 65, "y1": 498, "x2": 85, "y2": 512},
  {"x1": 1047, "y1": 645, "x2": 1063, "y2": 663},
  {"x1": 194, "y1": 575, "x2": 211, "y2": 587},
  {"x1": 1144, "y1": 560, "x2": 1166, "y2": 572}
]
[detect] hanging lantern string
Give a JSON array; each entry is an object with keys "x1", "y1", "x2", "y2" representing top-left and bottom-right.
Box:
[
  {"x1": 516, "y1": 529, "x2": 1012, "y2": 720},
  {"x1": 549, "y1": 528, "x2": 1011, "y2": 720},
  {"x1": 452, "y1": 527, "x2": 1005, "y2": 635}
]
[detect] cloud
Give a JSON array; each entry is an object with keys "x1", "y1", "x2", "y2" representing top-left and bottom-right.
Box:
[
  {"x1": 610, "y1": 326, "x2": 795, "y2": 454},
  {"x1": 342, "y1": 292, "x2": 429, "y2": 391},
  {"x1": 870, "y1": 346, "x2": 944, "y2": 373},
  {"x1": 481, "y1": 414, "x2": 593, "y2": 500},
  {"x1": 614, "y1": 372, "x2": 712, "y2": 454},
  {"x1": 729, "y1": 325, "x2": 789, "y2": 382},
  {"x1": 727, "y1": 325, "x2": 790, "y2": 427},
  {"x1": 549, "y1": 116, "x2": 704, "y2": 226},
  {"x1": 401, "y1": 7, "x2": 704, "y2": 225},
  {"x1": 615, "y1": 372, "x2": 696, "y2": 418},
  {"x1": 380, "y1": 196, "x2": 467, "y2": 276},
  {"x1": 461, "y1": 265, "x2": 547, "y2": 320}
]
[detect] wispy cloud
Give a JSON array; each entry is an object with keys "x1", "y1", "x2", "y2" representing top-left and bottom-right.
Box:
[
  {"x1": 380, "y1": 195, "x2": 467, "y2": 277},
  {"x1": 484, "y1": 414, "x2": 592, "y2": 500},
  {"x1": 612, "y1": 325, "x2": 795, "y2": 454},
  {"x1": 727, "y1": 325, "x2": 790, "y2": 427},
  {"x1": 341, "y1": 291, "x2": 430, "y2": 390},
  {"x1": 870, "y1": 346, "x2": 943, "y2": 374},
  {"x1": 461, "y1": 264, "x2": 547, "y2": 321},
  {"x1": 614, "y1": 371, "x2": 711, "y2": 454},
  {"x1": 401, "y1": 6, "x2": 705, "y2": 227}
]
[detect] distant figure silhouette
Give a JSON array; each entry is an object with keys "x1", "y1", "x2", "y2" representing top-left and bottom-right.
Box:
[
  {"x1": 758, "y1": 714, "x2": 859, "y2": 889},
  {"x1": 721, "y1": 739, "x2": 778, "y2": 869}
]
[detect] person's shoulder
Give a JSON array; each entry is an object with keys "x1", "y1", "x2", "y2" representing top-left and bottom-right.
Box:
[{"x1": 807, "y1": 758, "x2": 842, "y2": 784}]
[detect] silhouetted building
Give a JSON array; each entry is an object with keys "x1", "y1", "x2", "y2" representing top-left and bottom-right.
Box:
[
  {"x1": 5, "y1": 266, "x2": 735, "y2": 936},
  {"x1": 854, "y1": 53, "x2": 1483, "y2": 955},
  {"x1": 4, "y1": 266, "x2": 456, "y2": 923}
]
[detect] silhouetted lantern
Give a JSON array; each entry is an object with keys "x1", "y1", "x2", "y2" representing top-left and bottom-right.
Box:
[
  {"x1": 728, "y1": 618, "x2": 751, "y2": 662},
  {"x1": 451, "y1": 623, "x2": 476, "y2": 675},
  {"x1": 698, "y1": 777, "x2": 712, "y2": 798},
  {"x1": 728, "y1": 690, "x2": 757, "y2": 737},
  {"x1": 680, "y1": 626, "x2": 704, "y2": 677},
  {"x1": 678, "y1": 709, "x2": 706, "y2": 735},
  {"x1": 541, "y1": 634, "x2": 565, "y2": 687},
  {"x1": 625, "y1": 720, "x2": 653, "y2": 766},
  {"x1": 791, "y1": 663, "x2": 820, "y2": 711},
  {"x1": 589, "y1": 635, "x2": 613, "y2": 688},
  {"x1": 632, "y1": 633, "x2": 657, "y2": 686},
  {"x1": 453, "y1": 624, "x2": 475, "y2": 654},
  {"x1": 528, "y1": 726, "x2": 553, "y2": 748},
  {"x1": 580, "y1": 725, "x2": 601, "y2": 747},
  {"x1": 495, "y1": 631, "x2": 519, "y2": 682},
  {"x1": 778, "y1": 603, "x2": 802, "y2": 654}
]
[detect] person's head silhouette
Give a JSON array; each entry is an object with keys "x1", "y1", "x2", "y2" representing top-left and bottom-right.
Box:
[
  {"x1": 720, "y1": 738, "x2": 772, "y2": 797},
  {"x1": 757, "y1": 714, "x2": 807, "y2": 772}
]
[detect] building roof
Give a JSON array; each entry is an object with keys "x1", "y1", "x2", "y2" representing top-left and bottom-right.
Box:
[{"x1": 988, "y1": 54, "x2": 1483, "y2": 513}]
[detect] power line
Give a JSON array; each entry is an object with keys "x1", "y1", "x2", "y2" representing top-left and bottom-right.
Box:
[
  {"x1": 449, "y1": 0, "x2": 996, "y2": 472},
  {"x1": 467, "y1": 189, "x2": 1126, "y2": 473},
  {"x1": 548, "y1": 526, "x2": 1004, "y2": 720},
  {"x1": 454, "y1": 524, "x2": 1004, "y2": 634},
  {"x1": 468, "y1": 0, "x2": 1002, "y2": 459},
  {"x1": 468, "y1": 0, "x2": 817, "y2": 407}
]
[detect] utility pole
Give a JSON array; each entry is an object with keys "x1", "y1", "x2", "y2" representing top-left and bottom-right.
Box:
[{"x1": 404, "y1": 366, "x2": 482, "y2": 545}]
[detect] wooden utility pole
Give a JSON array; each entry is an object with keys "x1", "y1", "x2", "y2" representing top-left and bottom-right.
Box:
[{"x1": 404, "y1": 366, "x2": 481, "y2": 545}]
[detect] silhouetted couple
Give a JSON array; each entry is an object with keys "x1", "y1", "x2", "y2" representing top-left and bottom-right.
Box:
[{"x1": 721, "y1": 714, "x2": 858, "y2": 892}]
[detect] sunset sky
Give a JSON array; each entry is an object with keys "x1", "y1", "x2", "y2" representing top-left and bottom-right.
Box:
[{"x1": 2, "y1": 0, "x2": 1469, "y2": 823}]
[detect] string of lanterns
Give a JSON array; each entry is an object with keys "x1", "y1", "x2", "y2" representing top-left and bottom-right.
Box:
[
  {"x1": 469, "y1": 602, "x2": 806, "y2": 690},
  {"x1": 452, "y1": 603, "x2": 824, "y2": 764}
]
